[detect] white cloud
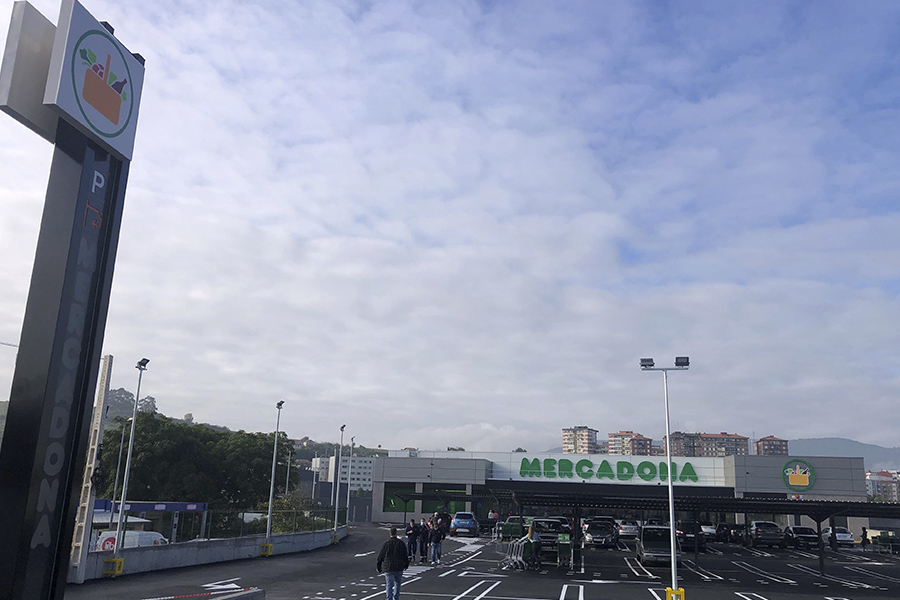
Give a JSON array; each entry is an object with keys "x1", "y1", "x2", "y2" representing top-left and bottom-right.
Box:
[{"x1": 1, "y1": 0, "x2": 899, "y2": 455}]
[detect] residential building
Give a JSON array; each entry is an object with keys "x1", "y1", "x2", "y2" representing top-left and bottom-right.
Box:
[
  {"x1": 562, "y1": 426, "x2": 600, "y2": 454},
  {"x1": 628, "y1": 434, "x2": 654, "y2": 456},
  {"x1": 866, "y1": 471, "x2": 900, "y2": 503},
  {"x1": 609, "y1": 430, "x2": 646, "y2": 455},
  {"x1": 754, "y1": 435, "x2": 789, "y2": 456},
  {"x1": 665, "y1": 431, "x2": 749, "y2": 457},
  {"x1": 311, "y1": 454, "x2": 375, "y2": 492}
]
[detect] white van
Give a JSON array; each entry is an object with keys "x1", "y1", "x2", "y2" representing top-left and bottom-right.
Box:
[{"x1": 94, "y1": 530, "x2": 168, "y2": 551}]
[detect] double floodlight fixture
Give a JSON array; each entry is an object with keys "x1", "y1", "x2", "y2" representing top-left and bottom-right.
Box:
[{"x1": 640, "y1": 356, "x2": 689, "y2": 370}]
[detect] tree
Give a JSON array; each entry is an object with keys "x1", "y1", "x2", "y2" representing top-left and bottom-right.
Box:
[
  {"x1": 513, "y1": 447, "x2": 527, "y2": 452},
  {"x1": 447, "y1": 447, "x2": 466, "y2": 451},
  {"x1": 97, "y1": 412, "x2": 291, "y2": 510}
]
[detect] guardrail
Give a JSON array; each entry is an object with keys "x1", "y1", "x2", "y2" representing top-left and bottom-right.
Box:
[{"x1": 69, "y1": 527, "x2": 346, "y2": 583}]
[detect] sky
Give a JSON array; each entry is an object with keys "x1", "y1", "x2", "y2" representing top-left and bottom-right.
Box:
[{"x1": 1, "y1": 0, "x2": 899, "y2": 454}]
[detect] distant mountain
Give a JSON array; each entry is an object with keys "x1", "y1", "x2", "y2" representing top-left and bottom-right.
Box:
[{"x1": 790, "y1": 438, "x2": 900, "y2": 471}]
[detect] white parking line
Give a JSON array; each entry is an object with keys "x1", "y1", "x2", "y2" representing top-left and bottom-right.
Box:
[
  {"x1": 732, "y1": 561, "x2": 796, "y2": 584},
  {"x1": 682, "y1": 559, "x2": 723, "y2": 581},
  {"x1": 742, "y1": 547, "x2": 774, "y2": 558},
  {"x1": 787, "y1": 563, "x2": 877, "y2": 589},
  {"x1": 624, "y1": 556, "x2": 659, "y2": 579},
  {"x1": 735, "y1": 593, "x2": 770, "y2": 600},
  {"x1": 844, "y1": 564, "x2": 900, "y2": 583},
  {"x1": 559, "y1": 584, "x2": 584, "y2": 600}
]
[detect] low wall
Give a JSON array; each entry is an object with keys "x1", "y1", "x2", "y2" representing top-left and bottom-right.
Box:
[{"x1": 70, "y1": 527, "x2": 346, "y2": 582}]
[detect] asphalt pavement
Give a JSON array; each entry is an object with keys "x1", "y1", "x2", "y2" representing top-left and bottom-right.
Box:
[{"x1": 63, "y1": 523, "x2": 900, "y2": 600}]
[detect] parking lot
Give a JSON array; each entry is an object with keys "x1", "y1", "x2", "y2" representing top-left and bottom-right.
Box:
[{"x1": 63, "y1": 522, "x2": 900, "y2": 600}]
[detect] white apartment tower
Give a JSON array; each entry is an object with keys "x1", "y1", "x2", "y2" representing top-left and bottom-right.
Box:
[{"x1": 562, "y1": 426, "x2": 599, "y2": 454}]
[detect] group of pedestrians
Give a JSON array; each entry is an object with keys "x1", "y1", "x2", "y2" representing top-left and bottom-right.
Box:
[
  {"x1": 376, "y1": 513, "x2": 449, "y2": 600},
  {"x1": 405, "y1": 512, "x2": 446, "y2": 565}
]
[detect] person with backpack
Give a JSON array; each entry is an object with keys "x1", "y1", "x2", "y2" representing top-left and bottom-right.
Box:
[{"x1": 376, "y1": 527, "x2": 410, "y2": 600}]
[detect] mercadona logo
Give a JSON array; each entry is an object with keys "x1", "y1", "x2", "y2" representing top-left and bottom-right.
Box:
[
  {"x1": 69, "y1": 29, "x2": 134, "y2": 138},
  {"x1": 783, "y1": 459, "x2": 816, "y2": 492}
]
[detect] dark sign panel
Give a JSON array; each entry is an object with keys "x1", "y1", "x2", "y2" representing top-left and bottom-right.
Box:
[{"x1": 0, "y1": 118, "x2": 129, "y2": 600}]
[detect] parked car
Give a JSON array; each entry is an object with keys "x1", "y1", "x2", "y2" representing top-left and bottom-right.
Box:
[
  {"x1": 584, "y1": 520, "x2": 619, "y2": 548},
  {"x1": 783, "y1": 526, "x2": 820, "y2": 549},
  {"x1": 728, "y1": 524, "x2": 746, "y2": 543},
  {"x1": 822, "y1": 526, "x2": 855, "y2": 548},
  {"x1": 744, "y1": 521, "x2": 784, "y2": 548},
  {"x1": 584, "y1": 515, "x2": 617, "y2": 531},
  {"x1": 95, "y1": 530, "x2": 168, "y2": 551},
  {"x1": 450, "y1": 512, "x2": 479, "y2": 537},
  {"x1": 532, "y1": 518, "x2": 568, "y2": 553},
  {"x1": 715, "y1": 523, "x2": 733, "y2": 542},
  {"x1": 617, "y1": 519, "x2": 640, "y2": 538},
  {"x1": 547, "y1": 516, "x2": 573, "y2": 533},
  {"x1": 478, "y1": 517, "x2": 498, "y2": 535},
  {"x1": 675, "y1": 520, "x2": 707, "y2": 552},
  {"x1": 636, "y1": 525, "x2": 682, "y2": 565},
  {"x1": 698, "y1": 521, "x2": 716, "y2": 539}
]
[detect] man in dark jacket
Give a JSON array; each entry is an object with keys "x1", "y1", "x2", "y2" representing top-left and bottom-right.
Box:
[
  {"x1": 405, "y1": 520, "x2": 418, "y2": 559},
  {"x1": 376, "y1": 527, "x2": 410, "y2": 600},
  {"x1": 429, "y1": 522, "x2": 445, "y2": 565}
]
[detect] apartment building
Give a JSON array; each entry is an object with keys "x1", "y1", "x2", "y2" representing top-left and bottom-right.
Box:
[
  {"x1": 562, "y1": 426, "x2": 600, "y2": 454},
  {"x1": 754, "y1": 435, "x2": 789, "y2": 456},
  {"x1": 608, "y1": 430, "x2": 652, "y2": 455},
  {"x1": 311, "y1": 454, "x2": 375, "y2": 491},
  {"x1": 866, "y1": 470, "x2": 900, "y2": 502},
  {"x1": 666, "y1": 431, "x2": 749, "y2": 457}
]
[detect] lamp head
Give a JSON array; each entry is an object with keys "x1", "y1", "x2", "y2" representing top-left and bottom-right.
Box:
[
  {"x1": 675, "y1": 356, "x2": 690, "y2": 367},
  {"x1": 136, "y1": 358, "x2": 150, "y2": 369},
  {"x1": 276, "y1": 400, "x2": 285, "y2": 409},
  {"x1": 340, "y1": 424, "x2": 346, "y2": 432},
  {"x1": 640, "y1": 358, "x2": 654, "y2": 369}
]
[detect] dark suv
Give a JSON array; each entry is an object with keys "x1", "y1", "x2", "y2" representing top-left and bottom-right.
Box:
[
  {"x1": 744, "y1": 521, "x2": 783, "y2": 548},
  {"x1": 676, "y1": 520, "x2": 706, "y2": 551}
]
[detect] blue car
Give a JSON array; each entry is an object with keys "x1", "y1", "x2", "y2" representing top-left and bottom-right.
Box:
[{"x1": 450, "y1": 512, "x2": 479, "y2": 537}]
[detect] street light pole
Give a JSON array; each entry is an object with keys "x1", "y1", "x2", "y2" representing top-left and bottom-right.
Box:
[
  {"x1": 266, "y1": 401, "x2": 285, "y2": 544},
  {"x1": 108, "y1": 416, "x2": 132, "y2": 531},
  {"x1": 641, "y1": 356, "x2": 689, "y2": 596},
  {"x1": 114, "y1": 358, "x2": 149, "y2": 555},
  {"x1": 333, "y1": 424, "x2": 345, "y2": 533},
  {"x1": 284, "y1": 446, "x2": 292, "y2": 496},
  {"x1": 345, "y1": 437, "x2": 355, "y2": 524}
]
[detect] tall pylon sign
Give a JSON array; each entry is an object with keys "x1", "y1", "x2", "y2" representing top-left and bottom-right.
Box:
[{"x1": 0, "y1": 2, "x2": 144, "y2": 599}]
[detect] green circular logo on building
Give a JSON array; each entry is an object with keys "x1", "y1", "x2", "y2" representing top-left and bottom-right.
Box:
[{"x1": 783, "y1": 459, "x2": 816, "y2": 492}]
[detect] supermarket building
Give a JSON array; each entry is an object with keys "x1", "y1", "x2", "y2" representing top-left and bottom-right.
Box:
[{"x1": 371, "y1": 450, "x2": 900, "y2": 535}]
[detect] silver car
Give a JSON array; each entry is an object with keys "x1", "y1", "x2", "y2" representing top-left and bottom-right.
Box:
[
  {"x1": 617, "y1": 519, "x2": 640, "y2": 538},
  {"x1": 637, "y1": 525, "x2": 682, "y2": 565},
  {"x1": 822, "y1": 526, "x2": 855, "y2": 548}
]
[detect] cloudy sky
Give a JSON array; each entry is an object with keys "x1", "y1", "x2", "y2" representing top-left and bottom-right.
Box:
[{"x1": 1, "y1": 0, "x2": 899, "y2": 454}]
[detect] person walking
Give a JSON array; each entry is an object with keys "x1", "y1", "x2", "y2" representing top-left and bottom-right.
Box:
[
  {"x1": 429, "y1": 521, "x2": 445, "y2": 565},
  {"x1": 376, "y1": 527, "x2": 410, "y2": 600},
  {"x1": 861, "y1": 527, "x2": 869, "y2": 552},
  {"x1": 527, "y1": 525, "x2": 542, "y2": 569},
  {"x1": 405, "y1": 519, "x2": 418, "y2": 559},
  {"x1": 418, "y1": 519, "x2": 430, "y2": 562}
]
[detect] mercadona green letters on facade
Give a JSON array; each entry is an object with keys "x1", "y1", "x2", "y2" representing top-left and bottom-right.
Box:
[{"x1": 518, "y1": 457, "x2": 700, "y2": 483}]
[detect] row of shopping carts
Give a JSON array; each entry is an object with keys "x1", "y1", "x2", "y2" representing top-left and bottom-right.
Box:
[{"x1": 499, "y1": 536, "x2": 573, "y2": 570}]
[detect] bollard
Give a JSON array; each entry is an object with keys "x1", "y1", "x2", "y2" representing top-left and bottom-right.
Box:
[{"x1": 665, "y1": 587, "x2": 685, "y2": 600}]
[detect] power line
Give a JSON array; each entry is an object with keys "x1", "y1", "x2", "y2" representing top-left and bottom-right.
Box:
[{"x1": 1, "y1": 341, "x2": 18, "y2": 348}]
